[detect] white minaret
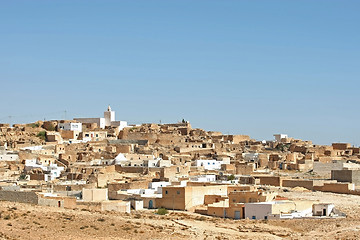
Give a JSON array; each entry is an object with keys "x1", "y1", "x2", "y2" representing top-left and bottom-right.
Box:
[{"x1": 104, "y1": 105, "x2": 115, "y2": 127}]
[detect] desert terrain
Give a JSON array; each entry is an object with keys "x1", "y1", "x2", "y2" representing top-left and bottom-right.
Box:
[{"x1": 0, "y1": 189, "x2": 359, "y2": 240}]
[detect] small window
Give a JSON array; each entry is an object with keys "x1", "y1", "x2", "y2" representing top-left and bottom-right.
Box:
[
  {"x1": 165, "y1": 190, "x2": 168, "y2": 194},
  {"x1": 177, "y1": 191, "x2": 180, "y2": 194}
]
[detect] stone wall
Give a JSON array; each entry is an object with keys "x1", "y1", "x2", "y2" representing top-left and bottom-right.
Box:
[
  {"x1": 0, "y1": 190, "x2": 39, "y2": 204},
  {"x1": 282, "y1": 179, "x2": 314, "y2": 190},
  {"x1": 257, "y1": 176, "x2": 283, "y2": 187}
]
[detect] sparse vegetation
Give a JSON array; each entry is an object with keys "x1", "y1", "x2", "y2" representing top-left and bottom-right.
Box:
[
  {"x1": 196, "y1": 216, "x2": 207, "y2": 221},
  {"x1": 27, "y1": 123, "x2": 40, "y2": 128},
  {"x1": 36, "y1": 131, "x2": 46, "y2": 140},
  {"x1": 227, "y1": 175, "x2": 235, "y2": 181},
  {"x1": 156, "y1": 208, "x2": 168, "y2": 215},
  {"x1": 19, "y1": 173, "x2": 27, "y2": 180},
  {"x1": 122, "y1": 226, "x2": 132, "y2": 231}
]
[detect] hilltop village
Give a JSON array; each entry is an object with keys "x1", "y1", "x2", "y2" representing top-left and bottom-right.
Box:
[{"x1": 0, "y1": 106, "x2": 358, "y2": 220}]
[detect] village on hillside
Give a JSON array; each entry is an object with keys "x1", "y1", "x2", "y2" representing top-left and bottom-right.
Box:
[{"x1": 0, "y1": 106, "x2": 357, "y2": 220}]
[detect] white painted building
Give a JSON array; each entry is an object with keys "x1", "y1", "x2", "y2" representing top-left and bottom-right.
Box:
[
  {"x1": 148, "y1": 182, "x2": 172, "y2": 194},
  {"x1": 312, "y1": 203, "x2": 335, "y2": 217},
  {"x1": 114, "y1": 153, "x2": 127, "y2": 165},
  {"x1": 242, "y1": 153, "x2": 259, "y2": 162},
  {"x1": 58, "y1": 122, "x2": 82, "y2": 132},
  {"x1": 144, "y1": 159, "x2": 171, "y2": 168},
  {"x1": 21, "y1": 146, "x2": 43, "y2": 151},
  {"x1": 90, "y1": 159, "x2": 115, "y2": 166},
  {"x1": 74, "y1": 117, "x2": 106, "y2": 129},
  {"x1": 74, "y1": 105, "x2": 127, "y2": 130},
  {"x1": 195, "y1": 159, "x2": 223, "y2": 170},
  {"x1": 0, "y1": 151, "x2": 19, "y2": 161},
  {"x1": 190, "y1": 174, "x2": 216, "y2": 182},
  {"x1": 25, "y1": 159, "x2": 64, "y2": 181},
  {"x1": 104, "y1": 105, "x2": 115, "y2": 127},
  {"x1": 273, "y1": 134, "x2": 288, "y2": 142},
  {"x1": 111, "y1": 121, "x2": 128, "y2": 130},
  {"x1": 245, "y1": 201, "x2": 313, "y2": 220},
  {"x1": 245, "y1": 202, "x2": 277, "y2": 220},
  {"x1": 104, "y1": 105, "x2": 128, "y2": 130}
]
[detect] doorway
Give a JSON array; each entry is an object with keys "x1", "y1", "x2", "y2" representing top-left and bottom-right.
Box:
[{"x1": 234, "y1": 211, "x2": 240, "y2": 220}]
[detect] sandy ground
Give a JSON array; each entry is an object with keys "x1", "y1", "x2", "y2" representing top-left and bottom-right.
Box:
[{"x1": 0, "y1": 190, "x2": 360, "y2": 240}]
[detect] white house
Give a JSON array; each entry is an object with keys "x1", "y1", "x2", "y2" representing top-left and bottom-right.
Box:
[
  {"x1": 58, "y1": 122, "x2": 82, "y2": 132},
  {"x1": 144, "y1": 159, "x2": 172, "y2": 168},
  {"x1": 74, "y1": 105, "x2": 127, "y2": 130},
  {"x1": 104, "y1": 105, "x2": 128, "y2": 130},
  {"x1": 245, "y1": 201, "x2": 313, "y2": 220},
  {"x1": 242, "y1": 153, "x2": 259, "y2": 162},
  {"x1": 114, "y1": 153, "x2": 127, "y2": 164},
  {"x1": 195, "y1": 160, "x2": 223, "y2": 170},
  {"x1": 74, "y1": 117, "x2": 106, "y2": 129},
  {"x1": 148, "y1": 182, "x2": 172, "y2": 194},
  {"x1": 111, "y1": 121, "x2": 128, "y2": 130},
  {"x1": 21, "y1": 146, "x2": 43, "y2": 151},
  {"x1": 190, "y1": 174, "x2": 216, "y2": 182},
  {"x1": 25, "y1": 159, "x2": 64, "y2": 181},
  {"x1": 312, "y1": 203, "x2": 335, "y2": 217},
  {"x1": 273, "y1": 134, "x2": 288, "y2": 142},
  {"x1": 0, "y1": 151, "x2": 19, "y2": 161}
]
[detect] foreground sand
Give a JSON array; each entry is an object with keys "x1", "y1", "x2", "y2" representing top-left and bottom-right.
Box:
[{"x1": 0, "y1": 190, "x2": 360, "y2": 240}]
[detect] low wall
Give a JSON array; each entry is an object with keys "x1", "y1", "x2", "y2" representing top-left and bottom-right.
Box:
[
  {"x1": 75, "y1": 201, "x2": 102, "y2": 211},
  {"x1": 282, "y1": 179, "x2": 314, "y2": 190},
  {"x1": 0, "y1": 190, "x2": 39, "y2": 204},
  {"x1": 314, "y1": 183, "x2": 357, "y2": 195},
  {"x1": 257, "y1": 176, "x2": 283, "y2": 187},
  {"x1": 115, "y1": 166, "x2": 147, "y2": 174}
]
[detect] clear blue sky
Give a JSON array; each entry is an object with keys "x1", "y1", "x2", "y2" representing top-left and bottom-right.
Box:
[{"x1": 1, "y1": 1, "x2": 359, "y2": 145}]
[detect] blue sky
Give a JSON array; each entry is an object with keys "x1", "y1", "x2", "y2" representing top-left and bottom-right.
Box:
[{"x1": 0, "y1": 1, "x2": 359, "y2": 145}]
